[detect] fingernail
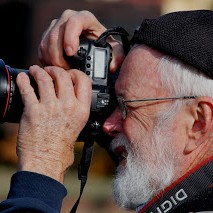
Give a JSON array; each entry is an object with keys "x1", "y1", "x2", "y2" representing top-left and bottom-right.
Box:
[{"x1": 65, "y1": 46, "x2": 73, "y2": 56}]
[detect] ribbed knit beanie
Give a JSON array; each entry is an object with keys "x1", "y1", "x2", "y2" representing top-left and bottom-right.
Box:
[{"x1": 131, "y1": 10, "x2": 213, "y2": 79}]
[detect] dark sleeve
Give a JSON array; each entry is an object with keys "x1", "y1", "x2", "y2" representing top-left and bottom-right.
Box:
[{"x1": 0, "y1": 171, "x2": 67, "y2": 213}]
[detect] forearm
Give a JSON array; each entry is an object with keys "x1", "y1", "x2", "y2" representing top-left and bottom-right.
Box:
[{"x1": 0, "y1": 171, "x2": 67, "y2": 212}]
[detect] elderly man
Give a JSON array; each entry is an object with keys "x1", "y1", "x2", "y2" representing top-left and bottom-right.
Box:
[{"x1": 1, "y1": 9, "x2": 213, "y2": 213}]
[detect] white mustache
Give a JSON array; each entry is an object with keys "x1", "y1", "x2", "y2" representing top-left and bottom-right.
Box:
[{"x1": 110, "y1": 133, "x2": 131, "y2": 153}]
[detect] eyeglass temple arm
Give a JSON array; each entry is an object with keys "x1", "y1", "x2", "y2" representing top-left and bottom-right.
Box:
[{"x1": 124, "y1": 96, "x2": 197, "y2": 103}]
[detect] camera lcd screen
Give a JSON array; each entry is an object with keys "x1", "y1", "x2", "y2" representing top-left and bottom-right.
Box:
[{"x1": 94, "y1": 48, "x2": 106, "y2": 78}]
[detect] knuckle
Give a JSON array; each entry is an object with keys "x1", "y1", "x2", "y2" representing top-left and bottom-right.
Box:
[
  {"x1": 19, "y1": 85, "x2": 34, "y2": 96},
  {"x1": 66, "y1": 15, "x2": 78, "y2": 28},
  {"x1": 65, "y1": 104, "x2": 89, "y2": 123},
  {"x1": 51, "y1": 18, "x2": 58, "y2": 26},
  {"x1": 39, "y1": 73, "x2": 52, "y2": 83},
  {"x1": 46, "y1": 100, "x2": 58, "y2": 111},
  {"x1": 52, "y1": 67, "x2": 68, "y2": 78},
  {"x1": 63, "y1": 105, "x2": 73, "y2": 115},
  {"x1": 56, "y1": 68, "x2": 66, "y2": 76},
  {"x1": 80, "y1": 10, "x2": 94, "y2": 19},
  {"x1": 49, "y1": 55, "x2": 62, "y2": 67},
  {"x1": 62, "y1": 9, "x2": 76, "y2": 19},
  {"x1": 41, "y1": 101, "x2": 61, "y2": 119},
  {"x1": 62, "y1": 99, "x2": 74, "y2": 110},
  {"x1": 62, "y1": 102, "x2": 81, "y2": 115}
]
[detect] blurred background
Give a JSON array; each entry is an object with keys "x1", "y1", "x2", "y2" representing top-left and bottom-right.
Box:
[{"x1": 0, "y1": 0, "x2": 212, "y2": 212}]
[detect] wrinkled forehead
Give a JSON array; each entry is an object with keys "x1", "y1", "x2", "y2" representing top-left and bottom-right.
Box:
[{"x1": 115, "y1": 45, "x2": 165, "y2": 98}]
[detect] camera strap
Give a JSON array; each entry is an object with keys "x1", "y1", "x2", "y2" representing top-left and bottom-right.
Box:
[
  {"x1": 137, "y1": 157, "x2": 213, "y2": 213},
  {"x1": 95, "y1": 26, "x2": 130, "y2": 55},
  {"x1": 70, "y1": 139, "x2": 94, "y2": 213}
]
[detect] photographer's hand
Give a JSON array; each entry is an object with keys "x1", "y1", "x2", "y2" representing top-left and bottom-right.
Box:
[
  {"x1": 16, "y1": 65, "x2": 92, "y2": 183},
  {"x1": 38, "y1": 10, "x2": 125, "y2": 72}
]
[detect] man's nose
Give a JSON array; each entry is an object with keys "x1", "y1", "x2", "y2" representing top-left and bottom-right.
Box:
[{"x1": 102, "y1": 107, "x2": 123, "y2": 138}]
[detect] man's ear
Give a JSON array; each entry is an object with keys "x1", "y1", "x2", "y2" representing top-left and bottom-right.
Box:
[{"x1": 185, "y1": 96, "x2": 213, "y2": 154}]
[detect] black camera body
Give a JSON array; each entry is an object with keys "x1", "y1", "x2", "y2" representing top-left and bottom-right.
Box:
[
  {"x1": 64, "y1": 38, "x2": 112, "y2": 113},
  {"x1": 65, "y1": 37, "x2": 116, "y2": 140}
]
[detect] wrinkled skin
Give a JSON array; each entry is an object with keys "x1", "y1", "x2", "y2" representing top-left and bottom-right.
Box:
[
  {"x1": 38, "y1": 10, "x2": 125, "y2": 72},
  {"x1": 16, "y1": 65, "x2": 92, "y2": 183}
]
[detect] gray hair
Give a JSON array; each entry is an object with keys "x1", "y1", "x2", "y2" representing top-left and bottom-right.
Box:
[
  {"x1": 154, "y1": 55, "x2": 213, "y2": 129},
  {"x1": 157, "y1": 56, "x2": 213, "y2": 98}
]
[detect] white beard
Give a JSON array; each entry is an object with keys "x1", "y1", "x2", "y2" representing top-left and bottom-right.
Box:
[{"x1": 111, "y1": 120, "x2": 179, "y2": 210}]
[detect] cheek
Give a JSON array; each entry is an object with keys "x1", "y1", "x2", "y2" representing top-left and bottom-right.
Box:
[{"x1": 122, "y1": 117, "x2": 154, "y2": 151}]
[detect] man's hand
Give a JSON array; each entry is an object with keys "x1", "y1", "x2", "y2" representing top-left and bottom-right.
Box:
[
  {"x1": 38, "y1": 10, "x2": 125, "y2": 72},
  {"x1": 16, "y1": 65, "x2": 92, "y2": 183}
]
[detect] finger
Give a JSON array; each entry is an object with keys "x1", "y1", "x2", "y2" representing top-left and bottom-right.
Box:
[
  {"x1": 39, "y1": 18, "x2": 70, "y2": 69},
  {"x1": 69, "y1": 69, "x2": 92, "y2": 105},
  {"x1": 110, "y1": 44, "x2": 126, "y2": 73},
  {"x1": 44, "y1": 66, "x2": 75, "y2": 101},
  {"x1": 63, "y1": 10, "x2": 106, "y2": 56},
  {"x1": 42, "y1": 18, "x2": 58, "y2": 42},
  {"x1": 29, "y1": 65, "x2": 57, "y2": 103},
  {"x1": 107, "y1": 37, "x2": 125, "y2": 73},
  {"x1": 16, "y1": 72, "x2": 39, "y2": 107},
  {"x1": 38, "y1": 19, "x2": 59, "y2": 66},
  {"x1": 45, "y1": 20, "x2": 70, "y2": 69}
]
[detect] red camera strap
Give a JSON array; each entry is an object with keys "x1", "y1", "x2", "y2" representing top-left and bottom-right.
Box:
[{"x1": 138, "y1": 157, "x2": 213, "y2": 213}]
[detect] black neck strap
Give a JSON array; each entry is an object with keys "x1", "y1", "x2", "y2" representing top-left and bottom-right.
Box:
[
  {"x1": 70, "y1": 140, "x2": 94, "y2": 213},
  {"x1": 138, "y1": 158, "x2": 213, "y2": 213}
]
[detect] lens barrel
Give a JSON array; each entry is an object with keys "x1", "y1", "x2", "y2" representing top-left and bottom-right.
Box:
[
  {"x1": 0, "y1": 59, "x2": 9, "y2": 122},
  {"x1": 0, "y1": 59, "x2": 36, "y2": 123}
]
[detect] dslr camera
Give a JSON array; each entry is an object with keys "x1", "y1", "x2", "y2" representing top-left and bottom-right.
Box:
[{"x1": 0, "y1": 27, "x2": 130, "y2": 140}]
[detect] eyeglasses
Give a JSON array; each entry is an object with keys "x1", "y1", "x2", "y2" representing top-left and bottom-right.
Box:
[{"x1": 117, "y1": 95, "x2": 197, "y2": 119}]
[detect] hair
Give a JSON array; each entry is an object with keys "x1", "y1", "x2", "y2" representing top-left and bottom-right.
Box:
[
  {"x1": 157, "y1": 55, "x2": 213, "y2": 99},
  {"x1": 151, "y1": 55, "x2": 213, "y2": 124}
]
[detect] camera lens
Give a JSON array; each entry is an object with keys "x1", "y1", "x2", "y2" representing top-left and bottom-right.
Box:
[
  {"x1": 0, "y1": 59, "x2": 10, "y2": 122},
  {"x1": 0, "y1": 59, "x2": 37, "y2": 123}
]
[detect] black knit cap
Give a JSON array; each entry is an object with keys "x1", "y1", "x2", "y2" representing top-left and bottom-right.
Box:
[{"x1": 131, "y1": 10, "x2": 213, "y2": 79}]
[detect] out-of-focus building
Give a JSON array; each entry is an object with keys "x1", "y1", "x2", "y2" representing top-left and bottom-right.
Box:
[{"x1": 162, "y1": 0, "x2": 213, "y2": 14}]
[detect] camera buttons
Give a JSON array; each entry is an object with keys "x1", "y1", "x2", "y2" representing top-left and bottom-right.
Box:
[
  {"x1": 77, "y1": 47, "x2": 87, "y2": 58},
  {"x1": 86, "y1": 71, "x2": 90, "y2": 75}
]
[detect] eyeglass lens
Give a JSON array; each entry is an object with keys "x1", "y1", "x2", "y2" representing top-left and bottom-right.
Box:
[{"x1": 117, "y1": 97, "x2": 127, "y2": 119}]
